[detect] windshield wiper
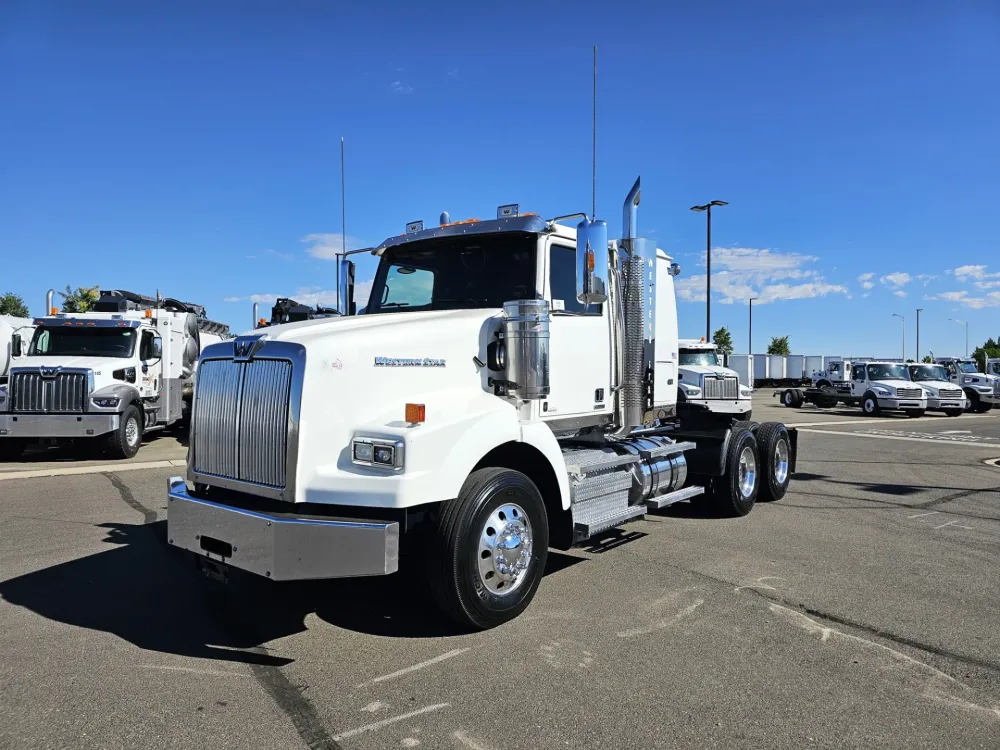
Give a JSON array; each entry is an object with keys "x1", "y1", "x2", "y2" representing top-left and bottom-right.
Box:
[
  {"x1": 432, "y1": 297, "x2": 490, "y2": 306},
  {"x1": 379, "y1": 302, "x2": 410, "y2": 309}
]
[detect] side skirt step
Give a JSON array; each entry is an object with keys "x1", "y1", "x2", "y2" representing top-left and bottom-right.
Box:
[
  {"x1": 645, "y1": 485, "x2": 704, "y2": 510},
  {"x1": 574, "y1": 504, "x2": 647, "y2": 541}
]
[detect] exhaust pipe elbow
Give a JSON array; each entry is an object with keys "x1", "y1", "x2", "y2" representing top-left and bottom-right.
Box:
[{"x1": 622, "y1": 177, "x2": 641, "y2": 240}]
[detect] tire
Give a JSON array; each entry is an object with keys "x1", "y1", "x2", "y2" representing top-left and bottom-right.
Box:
[
  {"x1": 782, "y1": 390, "x2": 802, "y2": 409},
  {"x1": 711, "y1": 429, "x2": 760, "y2": 517},
  {"x1": 905, "y1": 409, "x2": 925, "y2": 418},
  {"x1": 757, "y1": 422, "x2": 791, "y2": 502},
  {"x1": 974, "y1": 401, "x2": 992, "y2": 414},
  {"x1": 944, "y1": 409, "x2": 964, "y2": 418},
  {"x1": 105, "y1": 404, "x2": 143, "y2": 459},
  {"x1": 0, "y1": 438, "x2": 27, "y2": 461},
  {"x1": 732, "y1": 419, "x2": 760, "y2": 435},
  {"x1": 817, "y1": 386, "x2": 839, "y2": 409},
  {"x1": 430, "y1": 467, "x2": 549, "y2": 629},
  {"x1": 861, "y1": 392, "x2": 881, "y2": 416}
]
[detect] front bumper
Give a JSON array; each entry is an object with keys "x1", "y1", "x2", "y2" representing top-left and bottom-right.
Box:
[
  {"x1": 926, "y1": 397, "x2": 969, "y2": 410},
  {"x1": 876, "y1": 397, "x2": 928, "y2": 410},
  {"x1": 166, "y1": 477, "x2": 399, "y2": 581},
  {"x1": 688, "y1": 399, "x2": 752, "y2": 415},
  {"x1": 0, "y1": 413, "x2": 119, "y2": 439}
]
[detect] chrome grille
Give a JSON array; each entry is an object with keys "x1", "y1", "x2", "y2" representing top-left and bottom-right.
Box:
[
  {"x1": 10, "y1": 371, "x2": 88, "y2": 413},
  {"x1": 895, "y1": 387, "x2": 922, "y2": 399},
  {"x1": 702, "y1": 375, "x2": 739, "y2": 400},
  {"x1": 193, "y1": 358, "x2": 293, "y2": 489},
  {"x1": 938, "y1": 388, "x2": 963, "y2": 399}
]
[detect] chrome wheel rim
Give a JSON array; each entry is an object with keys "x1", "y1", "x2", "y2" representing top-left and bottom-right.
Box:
[
  {"x1": 125, "y1": 417, "x2": 139, "y2": 448},
  {"x1": 784, "y1": 392, "x2": 792, "y2": 405},
  {"x1": 773, "y1": 439, "x2": 789, "y2": 485},
  {"x1": 738, "y1": 446, "x2": 757, "y2": 498},
  {"x1": 477, "y1": 502, "x2": 532, "y2": 596},
  {"x1": 864, "y1": 398, "x2": 875, "y2": 413}
]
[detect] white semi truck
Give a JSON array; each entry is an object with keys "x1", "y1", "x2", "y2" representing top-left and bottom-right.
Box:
[
  {"x1": 933, "y1": 357, "x2": 999, "y2": 413},
  {"x1": 1, "y1": 315, "x2": 35, "y2": 385},
  {"x1": 676, "y1": 339, "x2": 753, "y2": 422},
  {"x1": 0, "y1": 289, "x2": 230, "y2": 460},
  {"x1": 165, "y1": 179, "x2": 798, "y2": 629},
  {"x1": 905, "y1": 363, "x2": 967, "y2": 417},
  {"x1": 780, "y1": 360, "x2": 928, "y2": 417}
]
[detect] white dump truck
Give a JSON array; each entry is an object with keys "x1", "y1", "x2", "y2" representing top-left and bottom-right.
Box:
[
  {"x1": 905, "y1": 363, "x2": 967, "y2": 417},
  {"x1": 166, "y1": 179, "x2": 798, "y2": 629},
  {"x1": 1, "y1": 315, "x2": 35, "y2": 385},
  {"x1": 780, "y1": 360, "x2": 928, "y2": 417},
  {"x1": 676, "y1": 339, "x2": 753, "y2": 422},
  {"x1": 933, "y1": 357, "x2": 998, "y2": 413},
  {"x1": 0, "y1": 289, "x2": 230, "y2": 460}
]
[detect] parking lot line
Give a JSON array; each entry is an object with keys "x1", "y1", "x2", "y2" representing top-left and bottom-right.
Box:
[
  {"x1": 0, "y1": 459, "x2": 187, "y2": 482},
  {"x1": 784, "y1": 414, "x2": 998, "y2": 428},
  {"x1": 795, "y1": 428, "x2": 999, "y2": 448},
  {"x1": 332, "y1": 704, "x2": 450, "y2": 742}
]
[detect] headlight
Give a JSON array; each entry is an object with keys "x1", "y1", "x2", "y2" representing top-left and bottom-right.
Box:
[
  {"x1": 92, "y1": 396, "x2": 121, "y2": 408},
  {"x1": 680, "y1": 382, "x2": 702, "y2": 397},
  {"x1": 351, "y1": 437, "x2": 404, "y2": 470},
  {"x1": 873, "y1": 387, "x2": 891, "y2": 396},
  {"x1": 739, "y1": 386, "x2": 752, "y2": 397}
]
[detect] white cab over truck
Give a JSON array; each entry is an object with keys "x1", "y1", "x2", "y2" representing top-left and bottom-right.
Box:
[
  {"x1": 780, "y1": 360, "x2": 928, "y2": 417},
  {"x1": 906, "y1": 363, "x2": 968, "y2": 417},
  {"x1": 1, "y1": 315, "x2": 35, "y2": 385},
  {"x1": 676, "y1": 339, "x2": 753, "y2": 422},
  {"x1": 0, "y1": 290, "x2": 230, "y2": 460},
  {"x1": 933, "y1": 357, "x2": 998, "y2": 413},
  {"x1": 166, "y1": 179, "x2": 798, "y2": 629}
]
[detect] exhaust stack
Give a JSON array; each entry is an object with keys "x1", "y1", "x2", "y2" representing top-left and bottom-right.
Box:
[
  {"x1": 252, "y1": 302, "x2": 259, "y2": 330},
  {"x1": 45, "y1": 288, "x2": 54, "y2": 316}
]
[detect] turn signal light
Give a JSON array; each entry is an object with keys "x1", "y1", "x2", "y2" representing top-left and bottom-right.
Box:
[
  {"x1": 50, "y1": 307, "x2": 58, "y2": 315},
  {"x1": 405, "y1": 403, "x2": 425, "y2": 423},
  {"x1": 144, "y1": 309, "x2": 153, "y2": 318}
]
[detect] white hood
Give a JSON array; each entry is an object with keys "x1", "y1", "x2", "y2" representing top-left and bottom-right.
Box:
[
  {"x1": 870, "y1": 379, "x2": 921, "y2": 394},
  {"x1": 678, "y1": 364, "x2": 731, "y2": 378},
  {"x1": 13, "y1": 355, "x2": 132, "y2": 374}
]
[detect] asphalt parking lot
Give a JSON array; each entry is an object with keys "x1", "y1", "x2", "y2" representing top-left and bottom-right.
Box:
[{"x1": 1, "y1": 395, "x2": 998, "y2": 749}]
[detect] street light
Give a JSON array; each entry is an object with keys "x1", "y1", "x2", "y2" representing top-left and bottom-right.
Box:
[
  {"x1": 949, "y1": 318, "x2": 969, "y2": 357},
  {"x1": 915, "y1": 308, "x2": 923, "y2": 362},
  {"x1": 892, "y1": 313, "x2": 905, "y2": 362},
  {"x1": 748, "y1": 296, "x2": 758, "y2": 356},
  {"x1": 690, "y1": 200, "x2": 728, "y2": 341}
]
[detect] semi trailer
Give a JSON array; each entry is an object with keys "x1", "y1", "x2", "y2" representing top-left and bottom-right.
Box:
[
  {"x1": 0, "y1": 289, "x2": 230, "y2": 460},
  {"x1": 779, "y1": 360, "x2": 928, "y2": 417},
  {"x1": 165, "y1": 179, "x2": 798, "y2": 629}
]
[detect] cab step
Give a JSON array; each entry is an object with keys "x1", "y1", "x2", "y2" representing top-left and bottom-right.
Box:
[
  {"x1": 574, "y1": 503, "x2": 647, "y2": 540},
  {"x1": 645, "y1": 485, "x2": 704, "y2": 510}
]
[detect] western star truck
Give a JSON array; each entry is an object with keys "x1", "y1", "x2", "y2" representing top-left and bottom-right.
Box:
[
  {"x1": 676, "y1": 339, "x2": 753, "y2": 422},
  {"x1": 933, "y1": 357, "x2": 999, "y2": 413},
  {"x1": 165, "y1": 180, "x2": 798, "y2": 629},
  {"x1": 0, "y1": 289, "x2": 230, "y2": 460}
]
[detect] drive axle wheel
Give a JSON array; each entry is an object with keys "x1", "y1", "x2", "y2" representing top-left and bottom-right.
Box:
[
  {"x1": 757, "y1": 422, "x2": 791, "y2": 502},
  {"x1": 431, "y1": 468, "x2": 548, "y2": 629},
  {"x1": 712, "y1": 428, "x2": 759, "y2": 517}
]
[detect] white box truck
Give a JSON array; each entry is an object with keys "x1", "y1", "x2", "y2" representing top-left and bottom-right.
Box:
[
  {"x1": 165, "y1": 179, "x2": 798, "y2": 629},
  {"x1": 0, "y1": 290, "x2": 230, "y2": 460}
]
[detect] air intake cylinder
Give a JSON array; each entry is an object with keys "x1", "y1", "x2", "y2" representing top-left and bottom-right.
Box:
[{"x1": 502, "y1": 299, "x2": 550, "y2": 400}]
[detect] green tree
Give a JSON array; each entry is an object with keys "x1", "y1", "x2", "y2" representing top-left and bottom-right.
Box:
[
  {"x1": 971, "y1": 337, "x2": 1000, "y2": 373},
  {"x1": 922, "y1": 355, "x2": 933, "y2": 364},
  {"x1": 766, "y1": 335, "x2": 790, "y2": 355},
  {"x1": 59, "y1": 285, "x2": 100, "y2": 313},
  {"x1": 712, "y1": 326, "x2": 734, "y2": 356},
  {"x1": 0, "y1": 292, "x2": 29, "y2": 317}
]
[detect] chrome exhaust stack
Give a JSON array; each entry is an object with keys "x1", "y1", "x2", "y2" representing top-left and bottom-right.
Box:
[
  {"x1": 45, "y1": 288, "x2": 54, "y2": 315},
  {"x1": 252, "y1": 302, "x2": 259, "y2": 329}
]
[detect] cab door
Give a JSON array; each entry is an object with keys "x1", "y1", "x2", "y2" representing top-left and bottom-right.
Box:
[
  {"x1": 850, "y1": 363, "x2": 868, "y2": 397},
  {"x1": 138, "y1": 329, "x2": 164, "y2": 398},
  {"x1": 542, "y1": 238, "x2": 612, "y2": 423}
]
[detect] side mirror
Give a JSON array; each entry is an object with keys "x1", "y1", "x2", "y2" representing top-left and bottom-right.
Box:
[
  {"x1": 575, "y1": 218, "x2": 609, "y2": 305},
  {"x1": 11, "y1": 334, "x2": 22, "y2": 358},
  {"x1": 339, "y1": 258, "x2": 356, "y2": 316},
  {"x1": 151, "y1": 338, "x2": 162, "y2": 359}
]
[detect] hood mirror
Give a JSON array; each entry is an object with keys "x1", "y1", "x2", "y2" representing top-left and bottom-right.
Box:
[{"x1": 339, "y1": 258, "x2": 356, "y2": 316}]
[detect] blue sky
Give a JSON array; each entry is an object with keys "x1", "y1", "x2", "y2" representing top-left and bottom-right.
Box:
[{"x1": 2, "y1": 0, "x2": 998, "y2": 357}]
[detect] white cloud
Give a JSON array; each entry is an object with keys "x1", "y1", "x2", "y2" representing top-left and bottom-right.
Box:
[
  {"x1": 924, "y1": 289, "x2": 1000, "y2": 310},
  {"x1": 880, "y1": 272, "x2": 912, "y2": 289},
  {"x1": 301, "y1": 233, "x2": 365, "y2": 260},
  {"x1": 857, "y1": 272, "x2": 874, "y2": 281},
  {"x1": 674, "y1": 246, "x2": 848, "y2": 305},
  {"x1": 952, "y1": 264, "x2": 997, "y2": 281},
  {"x1": 390, "y1": 80, "x2": 413, "y2": 94},
  {"x1": 893, "y1": 290, "x2": 907, "y2": 297},
  {"x1": 224, "y1": 281, "x2": 375, "y2": 310},
  {"x1": 975, "y1": 280, "x2": 1000, "y2": 289}
]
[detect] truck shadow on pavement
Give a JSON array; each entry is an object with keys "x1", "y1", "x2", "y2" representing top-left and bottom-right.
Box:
[{"x1": 0, "y1": 519, "x2": 585, "y2": 666}]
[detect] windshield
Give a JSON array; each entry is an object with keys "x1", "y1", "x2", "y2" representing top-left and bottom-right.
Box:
[
  {"x1": 29, "y1": 326, "x2": 137, "y2": 358},
  {"x1": 367, "y1": 233, "x2": 537, "y2": 314},
  {"x1": 867, "y1": 364, "x2": 907, "y2": 381},
  {"x1": 958, "y1": 361, "x2": 979, "y2": 373},
  {"x1": 908, "y1": 365, "x2": 948, "y2": 382},
  {"x1": 679, "y1": 350, "x2": 720, "y2": 367},
  {"x1": 991, "y1": 362, "x2": 1000, "y2": 376}
]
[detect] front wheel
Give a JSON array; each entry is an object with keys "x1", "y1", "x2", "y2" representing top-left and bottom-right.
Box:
[
  {"x1": 974, "y1": 401, "x2": 993, "y2": 414},
  {"x1": 944, "y1": 409, "x2": 964, "y2": 418},
  {"x1": 712, "y1": 429, "x2": 760, "y2": 517},
  {"x1": 905, "y1": 409, "x2": 925, "y2": 418},
  {"x1": 862, "y1": 392, "x2": 881, "y2": 416},
  {"x1": 105, "y1": 404, "x2": 143, "y2": 459},
  {"x1": 0, "y1": 438, "x2": 27, "y2": 461},
  {"x1": 430, "y1": 468, "x2": 549, "y2": 629}
]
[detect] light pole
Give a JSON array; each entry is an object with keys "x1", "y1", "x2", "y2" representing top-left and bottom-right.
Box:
[
  {"x1": 690, "y1": 200, "x2": 728, "y2": 341},
  {"x1": 892, "y1": 313, "x2": 905, "y2": 362},
  {"x1": 915, "y1": 308, "x2": 923, "y2": 362},
  {"x1": 949, "y1": 318, "x2": 969, "y2": 357},
  {"x1": 749, "y1": 296, "x2": 758, "y2": 355}
]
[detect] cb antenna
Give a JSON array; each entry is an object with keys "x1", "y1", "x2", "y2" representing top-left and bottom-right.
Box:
[
  {"x1": 337, "y1": 136, "x2": 346, "y2": 311},
  {"x1": 592, "y1": 44, "x2": 597, "y2": 218}
]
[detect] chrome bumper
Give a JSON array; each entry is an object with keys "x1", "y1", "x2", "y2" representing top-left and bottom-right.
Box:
[
  {"x1": 166, "y1": 477, "x2": 399, "y2": 581},
  {"x1": 691, "y1": 399, "x2": 752, "y2": 415},
  {"x1": 876, "y1": 398, "x2": 927, "y2": 410},
  {"x1": 927, "y1": 398, "x2": 969, "y2": 410},
  {"x1": 0, "y1": 413, "x2": 119, "y2": 438}
]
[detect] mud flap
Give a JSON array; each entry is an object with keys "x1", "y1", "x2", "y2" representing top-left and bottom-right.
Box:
[{"x1": 788, "y1": 427, "x2": 799, "y2": 474}]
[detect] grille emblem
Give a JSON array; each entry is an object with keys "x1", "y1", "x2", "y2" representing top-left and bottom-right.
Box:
[
  {"x1": 233, "y1": 336, "x2": 265, "y2": 361},
  {"x1": 41, "y1": 367, "x2": 60, "y2": 378}
]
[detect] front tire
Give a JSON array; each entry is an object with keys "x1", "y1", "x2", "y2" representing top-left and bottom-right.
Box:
[
  {"x1": 0, "y1": 438, "x2": 27, "y2": 461},
  {"x1": 862, "y1": 392, "x2": 881, "y2": 416},
  {"x1": 106, "y1": 404, "x2": 143, "y2": 459},
  {"x1": 757, "y1": 422, "x2": 791, "y2": 502},
  {"x1": 944, "y1": 408, "x2": 964, "y2": 418},
  {"x1": 712, "y1": 429, "x2": 760, "y2": 517},
  {"x1": 431, "y1": 468, "x2": 549, "y2": 629},
  {"x1": 905, "y1": 409, "x2": 925, "y2": 418}
]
